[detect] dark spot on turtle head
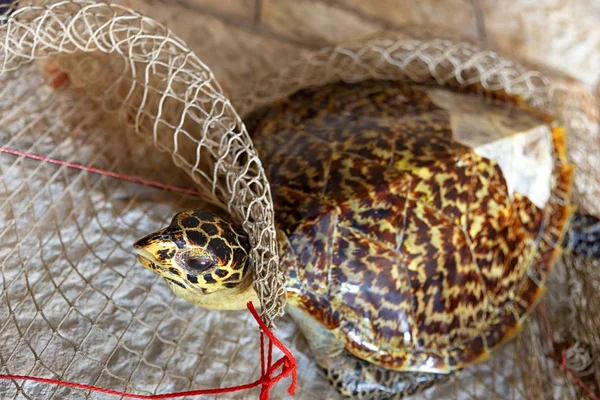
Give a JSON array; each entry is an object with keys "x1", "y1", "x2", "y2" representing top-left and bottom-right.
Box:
[
  {"x1": 214, "y1": 269, "x2": 228, "y2": 278},
  {"x1": 181, "y1": 216, "x2": 200, "y2": 228},
  {"x1": 232, "y1": 248, "x2": 247, "y2": 269},
  {"x1": 158, "y1": 249, "x2": 176, "y2": 261},
  {"x1": 187, "y1": 273, "x2": 198, "y2": 284},
  {"x1": 193, "y1": 211, "x2": 218, "y2": 221},
  {"x1": 165, "y1": 216, "x2": 182, "y2": 234},
  {"x1": 171, "y1": 232, "x2": 187, "y2": 249},
  {"x1": 165, "y1": 277, "x2": 185, "y2": 289},
  {"x1": 203, "y1": 273, "x2": 216, "y2": 284},
  {"x1": 169, "y1": 267, "x2": 181, "y2": 276},
  {"x1": 209, "y1": 238, "x2": 231, "y2": 265},
  {"x1": 186, "y1": 230, "x2": 207, "y2": 247},
  {"x1": 224, "y1": 273, "x2": 240, "y2": 282},
  {"x1": 222, "y1": 229, "x2": 238, "y2": 246},
  {"x1": 202, "y1": 223, "x2": 219, "y2": 236},
  {"x1": 224, "y1": 282, "x2": 238, "y2": 288}
]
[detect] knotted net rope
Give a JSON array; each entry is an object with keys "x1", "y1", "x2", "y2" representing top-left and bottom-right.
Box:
[{"x1": 1, "y1": 1, "x2": 599, "y2": 399}]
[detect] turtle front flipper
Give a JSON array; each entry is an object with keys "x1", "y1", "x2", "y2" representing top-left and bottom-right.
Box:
[
  {"x1": 287, "y1": 306, "x2": 448, "y2": 399},
  {"x1": 563, "y1": 212, "x2": 600, "y2": 258}
]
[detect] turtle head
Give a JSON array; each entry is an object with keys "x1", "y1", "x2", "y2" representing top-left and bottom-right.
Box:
[{"x1": 133, "y1": 210, "x2": 257, "y2": 310}]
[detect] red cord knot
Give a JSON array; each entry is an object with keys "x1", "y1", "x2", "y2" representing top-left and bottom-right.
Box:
[{"x1": 247, "y1": 301, "x2": 297, "y2": 400}]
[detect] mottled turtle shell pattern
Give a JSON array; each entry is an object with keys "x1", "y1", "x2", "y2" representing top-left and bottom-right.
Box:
[{"x1": 245, "y1": 80, "x2": 574, "y2": 373}]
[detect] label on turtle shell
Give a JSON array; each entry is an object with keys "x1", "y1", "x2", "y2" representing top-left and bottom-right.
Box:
[{"x1": 426, "y1": 88, "x2": 553, "y2": 209}]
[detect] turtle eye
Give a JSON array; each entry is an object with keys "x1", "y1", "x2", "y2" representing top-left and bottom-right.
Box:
[{"x1": 185, "y1": 256, "x2": 214, "y2": 272}]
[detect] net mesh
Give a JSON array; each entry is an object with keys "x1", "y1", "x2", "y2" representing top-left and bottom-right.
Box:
[{"x1": 1, "y1": 1, "x2": 599, "y2": 399}]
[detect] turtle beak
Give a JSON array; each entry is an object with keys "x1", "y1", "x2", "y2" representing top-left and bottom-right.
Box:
[
  {"x1": 133, "y1": 229, "x2": 172, "y2": 273},
  {"x1": 133, "y1": 229, "x2": 165, "y2": 250},
  {"x1": 133, "y1": 240, "x2": 163, "y2": 274},
  {"x1": 134, "y1": 246, "x2": 157, "y2": 269}
]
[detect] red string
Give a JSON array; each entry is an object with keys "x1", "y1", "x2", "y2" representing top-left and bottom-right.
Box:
[
  {"x1": 0, "y1": 302, "x2": 296, "y2": 399},
  {"x1": 0, "y1": 147, "x2": 205, "y2": 198},
  {"x1": 247, "y1": 302, "x2": 297, "y2": 400},
  {"x1": 537, "y1": 304, "x2": 599, "y2": 400}
]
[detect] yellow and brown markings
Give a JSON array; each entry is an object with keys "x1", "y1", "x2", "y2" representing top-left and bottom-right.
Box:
[
  {"x1": 337, "y1": 168, "x2": 411, "y2": 249},
  {"x1": 331, "y1": 226, "x2": 414, "y2": 350},
  {"x1": 518, "y1": 129, "x2": 574, "y2": 304},
  {"x1": 550, "y1": 163, "x2": 575, "y2": 206},
  {"x1": 466, "y1": 164, "x2": 535, "y2": 309},
  {"x1": 444, "y1": 335, "x2": 489, "y2": 369},
  {"x1": 258, "y1": 128, "x2": 334, "y2": 195},
  {"x1": 480, "y1": 306, "x2": 520, "y2": 349},
  {"x1": 276, "y1": 229, "x2": 304, "y2": 294},
  {"x1": 551, "y1": 126, "x2": 568, "y2": 162},
  {"x1": 246, "y1": 79, "x2": 573, "y2": 372},
  {"x1": 287, "y1": 203, "x2": 339, "y2": 297},
  {"x1": 401, "y1": 200, "x2": 490, "y2": 349},
  {"x1": 513, "y1": 275, "x2": 546, "y2": 322},
  {"x1": 398, "y1": 150, "x2": 474, "y2": 228},
  {"x1": 137, "y1": 210, "x2": 252, "y2": 292},
  {"x1": 513, "y1": 192, "x2": 544, "y2": 236},
  {"x1": 276, "y1": 191, "x2": 342, "y2": 329}
]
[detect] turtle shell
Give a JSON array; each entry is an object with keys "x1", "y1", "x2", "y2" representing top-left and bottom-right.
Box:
[{"x1": 245, "y1": 80, "x2": 574, "y2": 373}]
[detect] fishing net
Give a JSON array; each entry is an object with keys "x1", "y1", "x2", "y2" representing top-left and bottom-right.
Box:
[{"x1": 1, "y1": 1, "x2": 599, "y2": 399}]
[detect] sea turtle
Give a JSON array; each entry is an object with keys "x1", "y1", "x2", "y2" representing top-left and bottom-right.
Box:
[{"x1": 133, "y1": 80, "x2": 600, "y2": 399}]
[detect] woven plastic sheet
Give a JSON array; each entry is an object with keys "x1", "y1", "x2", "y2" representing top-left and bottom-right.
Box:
[{"x1": 1, "y1": 1, "x2": 599, "y2": 399}]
